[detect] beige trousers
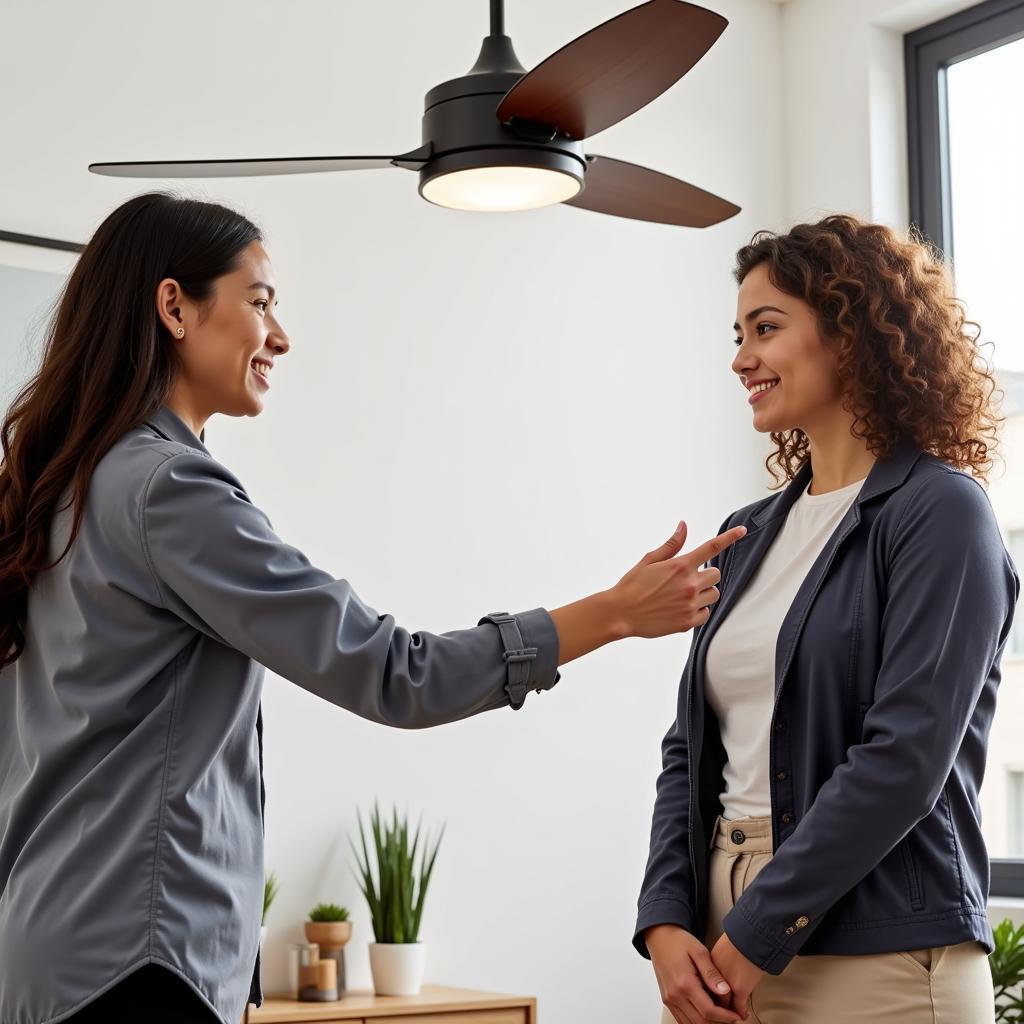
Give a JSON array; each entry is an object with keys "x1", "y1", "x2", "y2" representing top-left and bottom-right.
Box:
[{"x1": 659, "y1": 814, "x2": 994, "y2": 1023}]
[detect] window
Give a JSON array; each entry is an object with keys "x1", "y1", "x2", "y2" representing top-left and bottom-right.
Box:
[
  {"x1": 1012, "y1": 531, "x2": 1024, "y2": 659},
  {"x1": 1011, "y1": 771, "x2": 1024, "y2": 858},
  {"x1": 0, "y1": 231, "x2": 80, "y2": 409},
  {"x1": 906, "y1": 0, "x2": 1024, "y2": 897}
]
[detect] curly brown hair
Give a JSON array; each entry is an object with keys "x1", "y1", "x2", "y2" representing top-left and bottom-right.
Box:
[{"x1": 733, "y1": 213, "x2": 1005, "y2": 488}]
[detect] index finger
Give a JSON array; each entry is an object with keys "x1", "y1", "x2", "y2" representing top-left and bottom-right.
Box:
[{"x1": 679, "y1": 525, "x2": 748, "y2": 570}]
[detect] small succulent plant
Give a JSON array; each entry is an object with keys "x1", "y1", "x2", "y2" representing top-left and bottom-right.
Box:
[{"x1": 308, "y1": 902, "x2": 351, "y2": 923}]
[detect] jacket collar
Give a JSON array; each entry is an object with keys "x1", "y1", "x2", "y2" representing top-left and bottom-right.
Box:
[
  {"x1": 143, "y1": 403, "x2": 211, "y2": 457},
  {"x1": 750, "y1": 434, "x2": 925, "y2": 529}
]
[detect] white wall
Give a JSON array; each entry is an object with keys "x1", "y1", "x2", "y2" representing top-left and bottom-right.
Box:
[
  {"x1": 0, "y1": 1, "x2": 783, "y2": 1020},
  {"x1": 779, "y1": 0, "x2": 978, "y2": 227}
]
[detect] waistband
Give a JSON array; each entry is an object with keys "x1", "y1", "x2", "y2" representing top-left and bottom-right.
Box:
[{"x1": 712, "y1": 814, "x2": 774, "y2": 855}]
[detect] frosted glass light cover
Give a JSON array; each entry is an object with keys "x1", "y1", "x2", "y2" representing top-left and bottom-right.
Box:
[{"x1": 421, "y1": 165, "x2": 581, "y2": 212}]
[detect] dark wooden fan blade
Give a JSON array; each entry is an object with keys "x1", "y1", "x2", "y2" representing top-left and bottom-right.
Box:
[
  {"x1": 496, "y1": 0, "x2": 727, "y2": 140},
  {"x1": 88, "y1": 146, "x2": 430, "y2": 178},
  {"x1": 566, "y1": 154, "x2": 740, "y2": 227}
]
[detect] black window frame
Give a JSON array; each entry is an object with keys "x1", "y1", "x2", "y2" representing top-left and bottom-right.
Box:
[
  {"x1": 906, "y1": 0, "x2": 1024, "y2": 899},
  {"x1": 906, "y1": 0, "x2": 1024, "y2": 254}
]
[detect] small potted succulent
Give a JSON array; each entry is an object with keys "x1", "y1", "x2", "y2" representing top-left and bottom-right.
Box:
[
  {"x1": 304, "y1": 902, "x2": 353, "y2": 996},
  {"x1": 350, "y1": 801, "x2": 444, "y2": 997},
  {"x1": 991, "y1": 917, "x2": 1024, "y2": 1023},
  {"x1": 304, "y1": 902, "x2": 353, "y2": 948},
  {"x1": 262, "y1": 871, "x2": 279, "y2": 946}
]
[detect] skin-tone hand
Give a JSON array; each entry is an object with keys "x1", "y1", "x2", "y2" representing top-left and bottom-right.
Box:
[
  {"x1": 709, "y1": 932, "x2": 768, "y2": 1020},
  {"x1": 645, "y1": 924, "x2": 745, "y2": 1024},
  {"x1": 548, "y1": 521, "x2": 748, "y2": 665}
]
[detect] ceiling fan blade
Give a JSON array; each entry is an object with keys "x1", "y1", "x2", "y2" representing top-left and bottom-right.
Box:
[
  {"x1": 566, "y1": 154, "x2": 739, "y2": 227},
  {"x1": 496, "y1": 0, "x2": 727, "y2": 141},
  {"x1": 88, "y1": 145, "x2": 431, "y2": 178}
]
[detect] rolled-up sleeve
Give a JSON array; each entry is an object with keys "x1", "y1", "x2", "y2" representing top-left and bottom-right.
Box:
[
  {"x1": 140, "y1": 450, "x2": 560, "y2": 728},
  {"x1": 721, "y1": 470, "x2": 1019, "y2": 974}
]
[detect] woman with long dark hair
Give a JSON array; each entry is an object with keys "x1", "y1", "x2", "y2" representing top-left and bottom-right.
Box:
[
  {"x1": 0, "y1": 192, "x2": 747, "y2": 1024},
  {"x1": 637, "y1": 215, "x2": 1019, "y2": 1024}
]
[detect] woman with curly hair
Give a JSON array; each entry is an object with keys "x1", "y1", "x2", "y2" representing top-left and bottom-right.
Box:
[
  {"x1": 0, "y1": 192, "x2": 748, "y2": 1024},
  {"x1": 637, "y1": 214, "x2": 1019, "y2": 1024}
]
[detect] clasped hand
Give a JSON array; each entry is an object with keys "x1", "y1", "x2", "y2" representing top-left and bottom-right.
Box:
[{"x1": 647, "y1": 924, "x2": 767, "y2": 1024}]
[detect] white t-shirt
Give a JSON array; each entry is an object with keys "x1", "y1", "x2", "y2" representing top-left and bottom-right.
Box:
[{"x1": 704, "y1": 473, "x2": 867, "y2": 821}]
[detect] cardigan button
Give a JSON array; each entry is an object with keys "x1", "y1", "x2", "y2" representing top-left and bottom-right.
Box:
[
  {"x1": 781, "y1": 812, "x2": 794, "y2": 824},
  {"x1": 776, "y1": 771, "x2": 787, "y2": 781}
]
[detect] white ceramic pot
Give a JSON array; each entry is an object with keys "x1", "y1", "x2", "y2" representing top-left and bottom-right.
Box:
[{"x1": 368, "y1": 942, "x2": 426, "y2": 996}]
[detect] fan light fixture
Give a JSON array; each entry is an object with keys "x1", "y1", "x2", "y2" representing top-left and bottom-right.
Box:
[
  {"x1": 88, "y1": 1, "x2": 741, "y2": 230},
  {"x1": 420, "y1": 165, "x2": 582, "y2": 212}
]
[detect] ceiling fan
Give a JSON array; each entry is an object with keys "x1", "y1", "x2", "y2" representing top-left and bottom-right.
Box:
[{"x1": 90, "y1": 0, "x2": 740, "y2": 228}]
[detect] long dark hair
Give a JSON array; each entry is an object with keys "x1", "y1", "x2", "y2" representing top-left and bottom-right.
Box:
[
  {"x1": 733, "y1": 213, "x2": 1003, "y2": 488},
  {"x1": 0, "y1": 192, "x2": 262, "y2": 670}
]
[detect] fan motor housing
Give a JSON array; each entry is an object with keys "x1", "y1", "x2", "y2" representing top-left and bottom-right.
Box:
[{"x1": 418, "y1": 71, "x2": 587, "y2": 194}]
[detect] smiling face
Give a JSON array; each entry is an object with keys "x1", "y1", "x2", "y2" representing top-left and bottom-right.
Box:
[
  {"x1": 732, "y1": 263, "x2": 845, "y2": 436},
  {"x1": 158, "y1": 240, "x2": 290, "y2": 425}
]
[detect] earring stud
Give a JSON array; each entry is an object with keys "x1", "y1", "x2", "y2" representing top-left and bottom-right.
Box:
[{"x1": 175, "y1": 327, "x2": 185, "y2": 338}]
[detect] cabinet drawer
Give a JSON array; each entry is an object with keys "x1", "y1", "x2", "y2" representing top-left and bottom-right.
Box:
[
  {"x1": 244, "y1": 1013, "x2": 365, "y2": 1023},
  {"x1": 384, "y1": 1012, "x2": 525, "y2": 1024}
]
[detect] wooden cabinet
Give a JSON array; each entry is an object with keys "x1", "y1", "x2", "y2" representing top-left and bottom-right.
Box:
[{"x1": 244, "y1": 985, "x2": 536, "y2": 1024}]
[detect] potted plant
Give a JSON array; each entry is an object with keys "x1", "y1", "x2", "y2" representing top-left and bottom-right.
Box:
[
  {"x1": 350, "y1": 802, "x2": 444, "y2": 996},
  {"x1": 304, "y1": 902, "x2": 353, "y2": 948},
  {"x1": 262, "y1": 870, "x2": 279, "y2": 946},
  {"x1": 991, "y1": 917, "x2": 1024, "y2": 1022}
]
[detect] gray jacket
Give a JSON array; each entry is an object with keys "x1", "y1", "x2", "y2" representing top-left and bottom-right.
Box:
[{"x1": 0, "y1": 404, "x2": 560, "y2": 1024}]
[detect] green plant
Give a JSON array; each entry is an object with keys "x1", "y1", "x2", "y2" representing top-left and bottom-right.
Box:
[
  {"x1": 349, "y1": 801, "x2": 445, "y2": 944},
  {"x1": 992, "y1": 917, "x2": 1024, "y2": 1023},
  {"x1": 262, "y1": 871, "x2": 280, "y2": 926},
  {"x1": 308, "y1": 902, "x2": 351, "y2": 923}
]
